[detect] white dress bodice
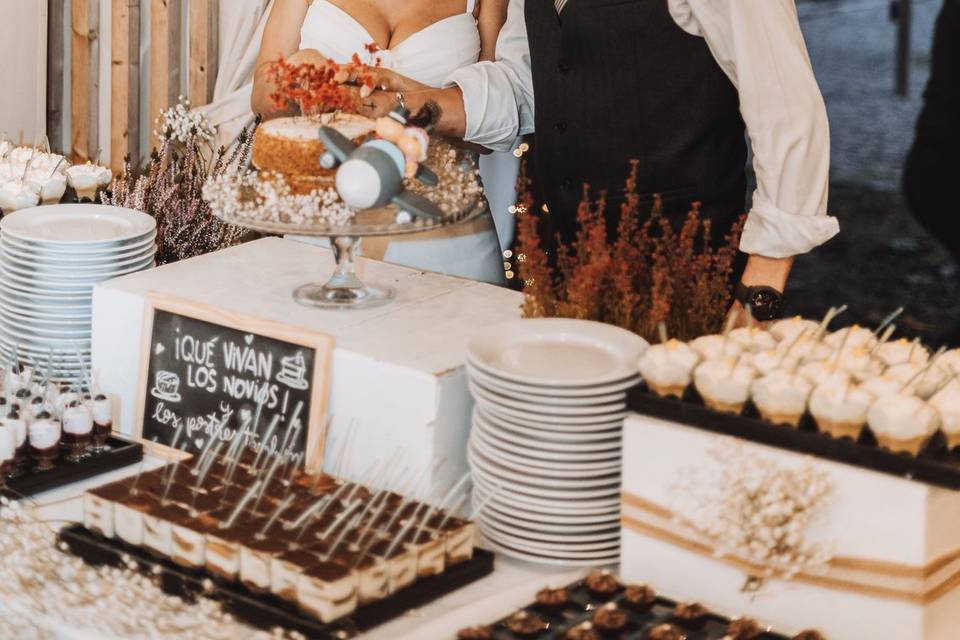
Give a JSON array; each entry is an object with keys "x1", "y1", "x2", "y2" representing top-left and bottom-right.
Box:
[{"x1": 299, "y1": 0, "x2": 481, "y2": 89}]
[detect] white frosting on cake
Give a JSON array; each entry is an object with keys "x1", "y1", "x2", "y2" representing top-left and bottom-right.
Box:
[
  {"x1": 693, "y1": 358, "x2": 756, "y2": 408},
  {"x1": 809, "y1": 381, "x2": 873, "y2": 428},
  {"x1": 770, "y1": 317, "x2": 820, "y2": 343},
  {"x1": 876, "y1": 339, "x2": 930, "y2": 368},
  {"x1": 63, "y1": 404, "x2": 94, "y2": 435},
  {"x1": 28, "y1": 417, "x2": 61, "y2": 449},
  {"x1": 260, "y1": 114, "x2": 375, "y2": 142},
  {"x1": 750, "y1": 370, "x2": 813, "y2": 422},
  {"x1": 868, "y1": 394, "x2": 939, "y2": 441},
  {"x1": 728, "y1": 327, "x2": 777, "y2": 353},
  {"x1": 689, "y1": 335, "x2": 743, "y2": 361},
  {"x1": 638, "y1": 340, "x2": 701, "y2": 392}
]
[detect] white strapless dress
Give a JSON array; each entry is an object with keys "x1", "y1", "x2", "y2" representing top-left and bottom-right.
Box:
[{"x1": 299, "y1": 0, "x2": 511, "y2": 286}]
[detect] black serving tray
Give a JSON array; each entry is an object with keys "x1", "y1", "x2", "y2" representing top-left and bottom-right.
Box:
[
  {"x1": 483, "y1": 577, "x2": 792, "y2": 640},
  {"x1": 2, "y1": 436, "x2": 144, "y2": 499},
  {"x1": 627, "y1": 385, "x2": 960, "y2": 491},
  {"x1": 59, "y1": 524, "x2": 496, "y2": 639}
]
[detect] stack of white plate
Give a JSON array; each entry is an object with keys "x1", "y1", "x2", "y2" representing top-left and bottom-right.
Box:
[
  {"x1": 0, "y1": 204, "x2": 156, "y2": 379},
  {"x1": 466, "y1": 318, "x2": 648, "y2": 566}
]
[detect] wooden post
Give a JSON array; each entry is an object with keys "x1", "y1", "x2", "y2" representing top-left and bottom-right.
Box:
[
  {"x1": 895, "y1": 0, "x2": 911, "y2": 97},
  {"x1": 70, "y1": 0, "x2": 99, "y2": 163},
  {"x1": 46, "y1": 0, "x2": 66, "y2": 154},
  {"x1": 188, "y1": 0, "x2": 219, "y2": 108},
  {"x1": 111, "y1": 0, "x2": 140, "y2": 173},
  {"x1": 151, "y1": 0, "x2": 183, "y2": 144}
]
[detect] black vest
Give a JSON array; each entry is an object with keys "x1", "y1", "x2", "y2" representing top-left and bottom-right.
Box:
[{"x1": 525, "y1": 0, "x2": 748, "y2": 243}]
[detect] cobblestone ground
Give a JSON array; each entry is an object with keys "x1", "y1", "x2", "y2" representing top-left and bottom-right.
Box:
[{"x1": 785, "y1": 0, "x2": 960, "y2": 344}]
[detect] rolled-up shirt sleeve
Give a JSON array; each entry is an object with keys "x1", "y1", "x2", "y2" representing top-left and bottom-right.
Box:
[
  {"x1": 444, "y1": 0, "x2": 535, "y2": 152},
  {"x1": 675, "y1": 0, "x2": 839, "y2": 258}
]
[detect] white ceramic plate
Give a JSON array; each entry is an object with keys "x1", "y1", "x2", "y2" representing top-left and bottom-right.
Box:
[
  {"x1": 1, "y1": 234, "x2": 157, "y2": 262},
  {"x1": 470, "y1": 455, "x2": 621, "y2": 500},
  {"x1": 469, "y1": 381, "x2": 627, "y2": 416},
  {"x1": 475, "y1": 406, "x2": 626, "y2": 434},
  {"x1": 468, "y1": 368, "x2": 627, "y2": 405},
  {"x1": 479, "y1": 537, "x2": 619, "y2": 567},
  {"x1": 469, "y1": 446, "x2": 620, "y2": 490},
  {"x1": 1, "y1": 249, "x2": 155, "y2": 277},
  {"x1": 467, "y1": 318, "x2": 648, "y2": 387},
  {"x1": 472, "y1": 428, "x2": 622, "y2": 474},
  {"x1": 0, "y1": 305, "x2": 91, "y2": 323},
  {"x1": 473, "y1": 425, "x2": 622, "y2": 467},
  {"x1": 1, "y1": 257, "x2": 154, "y2": 284},
  {"x1": 475, "y1": 417, "x2": 622, "y2": 454},
  {"x1": 467, "y1": 360, "x2": 641, "y2": 398},
  {"x1": 0, "y1": 282, "x2": 92, "y2": 303},
  {"x1": 475, "y1": 397, "x2": 629, "y2": 426},
  {"x1": 474, "y1": 409, "x2": 621, "y2": 444},
  {"x1": 482, "y1": 501, "x2": 621, "y2": 529},
  {"x1": 479, "y1": 523, "x2": 621, "y2": 555},
  {"x1": 480, "y1": 514, "x2": 621, "y2": 544},
  {"x1": 0, "y1": 205, "x2": 156, "y2": 245},
  {"x1": 472, "y1": 478, "x2": 621, "y2": 515}
]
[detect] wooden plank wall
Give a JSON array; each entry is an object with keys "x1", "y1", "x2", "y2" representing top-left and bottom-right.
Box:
[
  {"x1": 70, "y1": 0, "x2": 99, "y2": 163},
  {"x1": 53, "y1": 0, "x2": 220, "y2": 168}
]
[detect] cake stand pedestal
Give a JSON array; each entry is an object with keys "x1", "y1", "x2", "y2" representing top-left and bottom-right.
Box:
[{"x1": 294, "y1": 235, "x2": 394, "y2": 309}]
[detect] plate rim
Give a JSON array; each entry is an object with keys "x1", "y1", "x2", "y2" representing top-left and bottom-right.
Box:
[{"x1": 0, "y1": 205, "x2": 156, "y2": 245}]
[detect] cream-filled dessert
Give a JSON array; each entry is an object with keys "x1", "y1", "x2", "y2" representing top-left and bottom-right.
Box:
[
  {"x1": 809, "y1": 381, "x2": 873, "y2": 439},
  {"x1": 62, "y1": 402, "x2": 94, "y2": 462},
  {"x1": 28, "y1": 170, "x2": 67, "y2": 204},
  {"x1": 727, "y1": 327, "x2": 778, "y2": 353},
  {"x1": 835, "y1": 347, "x2": 883, "y2": 382},
  {"x1": 28, "y1": 411, "x2": 61, "y2": 471},
  {"x1": 825, "y1": 325, "x2": 878, "y2": 352},
  {"x1": 860, "y1": 374, "x2": 915, "y2": 399},
  {"x1": 746, "y1": 348, "x2": 800, "y2": 376},
  {"x1": 876, "y1": 339, "x2": 930, "y2": 368},
  {"x1": 693, "y1": 358, "x2": 756, "y2": 415},
  {"x1": 0, "y1": 177, "x2": 40, "y2": 212},
  {"x1": 931, "y1": 381, "x2": 960, "y2": 449},
  {"x1": 770, "y1": 317, "x2": 820, "y2": 343},
  {"x1": 885, "y1": 362, "x2": 949, "y2": 400},
  {"x1": 689, "y1": 334, "x2": 744, "y2": 361},
  {"x1": 867, "y1": 394, "x2": 940, "y2": 455},
  {"x1": 638, "y1": 339, "x2": 701, "y2": 399},
  {"x1": 796, "y1": 361, "x2": 851, "y2": 389},
  {"x1": 89, "y1": 394, "x2": 114, "y2": 453},
  {"x1": 0, "y1": 423, "x2": 15, "y2": 481},
  {"x1": 65, "y1": 162, "x2": 112, "y2": 200},
  {"x1": 750, "y1": 370, "x2": 813, "y2": 427}
]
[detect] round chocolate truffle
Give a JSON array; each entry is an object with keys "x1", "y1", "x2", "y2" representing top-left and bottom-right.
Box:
[
  {"x1": 564, "y1": 621, "x2": 602, "y2": 640},
  {"x1": 645, "y1": 623, "x2": 687, "y2": 640},
  {"x1": 592, "y1": 602, "x2": 628, "y2": 635},
  {"x1": 623, "y1": 584, "x2": 657, "y2": 611},
  {"x1": 584, "y1": 569, "x2": 620, "y2": 598},
  {"x1": 456, "y1": 625, "x2": 493, "y2": 640},
  {"x1": 672, "y1": 602, "x2": 708, "y2": 629},
  {"x1": 536, "y1": 586, "x2": 569, "y2": 612},
  {"x1": 726, "y1": 617, "x2": 763, "y2": 640},
  {"x1": 793, "y1": 631, "x2": 827, "y2": 640},
  {"x1": 505, "y1": 611, "x2": 549, "y2": 637}
]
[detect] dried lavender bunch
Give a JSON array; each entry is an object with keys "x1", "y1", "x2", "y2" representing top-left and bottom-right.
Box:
[
  {"x1": 516, "y1": 161, "x2": 745, "y2": 343},
  {"x1": 102, "y1": 109, "x2": 260, "y2": 265}
]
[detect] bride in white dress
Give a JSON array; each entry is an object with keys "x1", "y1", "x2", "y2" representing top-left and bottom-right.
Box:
[{"x1": 252, "y1": 0, "x2": 510, "y2": 286}]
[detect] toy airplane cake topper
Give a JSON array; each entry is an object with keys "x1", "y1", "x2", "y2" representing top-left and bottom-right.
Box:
[{"x1": 318, "y1": 107, "x2": 443, "y2": 221}]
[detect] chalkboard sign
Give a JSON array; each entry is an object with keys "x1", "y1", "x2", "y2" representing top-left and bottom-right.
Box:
[{"x1": 135, "y1": 293, "x2": 333, "y2": 471}]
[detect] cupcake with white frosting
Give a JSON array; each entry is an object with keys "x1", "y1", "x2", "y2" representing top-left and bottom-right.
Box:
[
  {"x1": 825, "y1": 325, "x2": 878, "y2": 352},
  {"x1": 66, "y1": 162, "x2": 112, "y2": 200},
  {"x1": 689, "y1": 334, "x2": 743, "y2": 361},
  {"x1": 638, "y1": 339, "x2": 701, "y2": 399},
  {"x1": 797, "y1": 361, "x2": 851, "y2": 389},
  {"x1": 876, "y1": 339, "x2": 930, "y2": 368},
  {"x1": 770, "y1": 317, "x2": 820, "y2": 343},
  {"x1": 750, "y1": 370, "x2": 813, "y2": 427},
  {"x1": 693, "y1": 357, "x2": 756, "y2": 415},
  {"x1": 860, "y1": 374, "x2": 915, "y2": 399},
  {"x1": 728, "y1": 327, "x2": 777, "y2": 353},
  {"x1": 809, "y1": 380, "x2": 873, "y2": 440},
  {"x1": 886, "y1": 362, "x2": 949, "y2": 400},
  {"x1": 0, "y1": 177, "x2": 40, "y2": 213},
  {"x1": 867, "y1": 394, "x2": 939, "y2": 455},
  {"x1": 835, "y1": 347, "x2": 884, "y2": 382}
]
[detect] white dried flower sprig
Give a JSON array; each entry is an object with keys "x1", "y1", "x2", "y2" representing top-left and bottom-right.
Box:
[
  {"x1": 155, "y1": 96, "x2": 215, "y2": 146},
  {"x1": 0, "y1": 496, "x2": 303, "y2": 639},
  {"x1": 671, "y1": 442, "x2": 834, "y2": 591},
  {"x1": 202, "y1": 170, "x2": 355, "y2": 227}
]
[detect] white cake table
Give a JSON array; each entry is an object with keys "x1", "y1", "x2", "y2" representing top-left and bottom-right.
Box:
[{"x1": 91, "y1": 237, "x2": 522, "y2": 496}]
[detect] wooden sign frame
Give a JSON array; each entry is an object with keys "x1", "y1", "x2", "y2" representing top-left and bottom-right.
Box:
[{"x1": 134, "y1": 292, "x2": 334, "y2": 473}]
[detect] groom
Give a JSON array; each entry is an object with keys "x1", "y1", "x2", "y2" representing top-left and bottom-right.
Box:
[{"x1": 365, "y1": 0, "x2": 839, "y2": 322}]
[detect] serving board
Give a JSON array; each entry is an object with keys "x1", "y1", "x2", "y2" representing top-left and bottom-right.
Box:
[
  {"x1": 627, "y1": 385, "x2": 960, "y2": 490},
  {"x1": 481, "y1": 576, "x2": 793, "y2": 640},
  {"x1": 59, "y1": 524, "x2": 495, "y2": 639},
  {"x1": 1, "y1": 436, "x2": 143, "y2": 499}
]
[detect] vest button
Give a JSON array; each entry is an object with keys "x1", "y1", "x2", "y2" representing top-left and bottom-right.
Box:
[{"x1": 554, "y1": 121, "x2": 568, "y2": 132}]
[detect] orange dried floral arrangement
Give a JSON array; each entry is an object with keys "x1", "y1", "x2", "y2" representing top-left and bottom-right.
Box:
[
  {"x1": 516, "y1": 160, "x2": 745, "y2": 343},
  {"x1": 267, "y1": 53, "x2": 376, "y2": 116}
]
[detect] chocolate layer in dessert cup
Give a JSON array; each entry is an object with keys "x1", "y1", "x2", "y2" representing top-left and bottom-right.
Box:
[
  {"x1": 366, "y1": 537, "x2": 417, "y2": 593},
  {"x1": 327, "y1": 547, "x2": 389, "y2": 604},
  {"x1": 82, "y1": 481, "x2": 130, "y2": 538},
  {"x1": 401, "y1": 529, "x2": 446, "y2": 578},
  {"x1": 271, "y1": 547, "x2": 325, "y2": 602},
  {"x1": 296, "y1": 560, "x2": 359, "y2": 623}
]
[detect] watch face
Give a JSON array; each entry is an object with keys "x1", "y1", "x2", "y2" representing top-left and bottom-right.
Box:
[{"x1": 750, "y1": 290, "x2": 783, "y2": 320}]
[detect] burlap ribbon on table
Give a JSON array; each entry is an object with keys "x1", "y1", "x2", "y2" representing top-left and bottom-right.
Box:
[{"x1": 621, "y1": 492, "x2": 960, "y2": 605}]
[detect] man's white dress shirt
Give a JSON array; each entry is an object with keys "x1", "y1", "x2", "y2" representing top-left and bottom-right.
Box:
[{"x1": 446, "y1": 0, "x2": 839, "y2": 258}]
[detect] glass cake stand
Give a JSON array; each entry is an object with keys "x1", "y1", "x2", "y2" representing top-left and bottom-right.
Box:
[{"x1": 212, "y1": 184, "x2": 487, "y2": 310}]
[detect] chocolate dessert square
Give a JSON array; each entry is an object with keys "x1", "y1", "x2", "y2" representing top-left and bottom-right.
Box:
[
  {"x1": 82, "y1": 480, "x2": 130, "y2": 539},
  {"x1": 296, "y1": 561, "x2": 359, "y2": 623}
]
